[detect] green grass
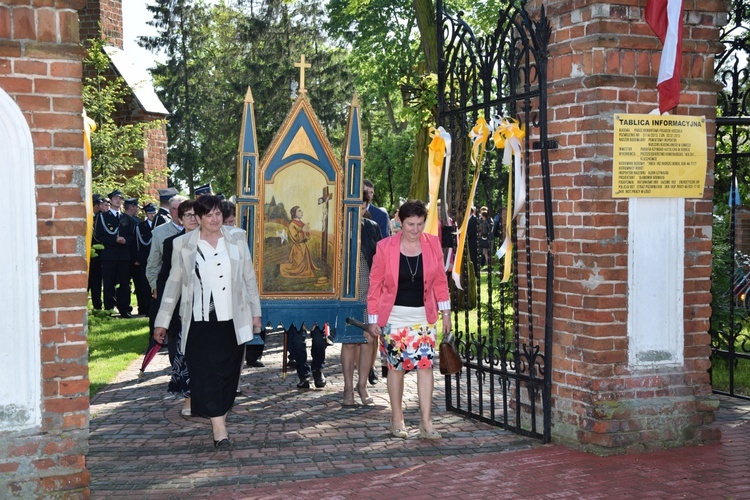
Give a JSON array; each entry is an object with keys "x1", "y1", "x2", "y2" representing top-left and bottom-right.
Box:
[
  {"x1": 88, "y1": 309, "x2": 150, "y2": 396},
  {"x1": 446, "y1": 265, "x2": 520, "y2": 363},
  {"x1": 711, "y1": 355, "x2": 750, "y2": 396}
]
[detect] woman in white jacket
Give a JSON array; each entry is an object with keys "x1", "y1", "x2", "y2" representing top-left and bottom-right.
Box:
[{"x1": 154, "y1": 195, "x2": 262, "y2": 449}]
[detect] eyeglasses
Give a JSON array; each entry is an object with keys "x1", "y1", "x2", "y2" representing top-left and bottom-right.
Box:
[{"x1": 182, "y1": 213, "x2": 196, "y2": 220}]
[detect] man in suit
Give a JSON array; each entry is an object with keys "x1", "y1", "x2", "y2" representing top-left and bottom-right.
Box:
[
  {"x1": 147, "y1": 195, "x2": 188, "y2": 334},
  {"x1": 136, "y1": 203, "x2": 158, "y2": 271},
  {"x1": 194, "y1": 183, "x2": 213, "y2": 198},
  {"x1": 363, "y1": 179, "x2": 390, "y2": 238},
  {"x1": 96, "y1": 189, "x2": 136, "y2": 318},
  {"x1": 146, "y1": 195, "x2": 187, "y2": 295},
  {"x1": 156, "y1": 187, "x2": 177, "y2": 228},
  {"x1": 127, "y1": 199, "x2": 152, "y2": 317},
  {"x1": 363, "y1": 181, "x2": 391, "y2": 383},
  {"x1": 288, "y1": 324, "x2": 329, "y2": 389},
  {"x1": 89, "y1": 194, "x2": 105, "y2": 310}
]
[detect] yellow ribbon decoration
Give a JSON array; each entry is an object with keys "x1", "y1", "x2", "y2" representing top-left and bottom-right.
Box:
[
  {"x1": 425, "y1": 127, "x2": 451, "y2": 236},
  {"x1": 452, "y1": 117, "x2": 490, "y2": 289},
  {"x1": 491, "y1": 117, "x2": 526, "y2": 283},
  {"x1": 84, "y1": 111, "x2": 96, "y2": 161},
  {"x1": 83, "y1": 110, "x2": 97, "y2": 269}
]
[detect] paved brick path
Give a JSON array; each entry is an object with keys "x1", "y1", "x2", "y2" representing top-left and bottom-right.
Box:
[{"x1": 89, "y1": 332, "x2": 750, "y2": 498}]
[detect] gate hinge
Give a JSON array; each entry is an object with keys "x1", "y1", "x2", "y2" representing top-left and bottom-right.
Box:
[{"x1": 532, "y1": 139, "x2": 558, "y2": 150}]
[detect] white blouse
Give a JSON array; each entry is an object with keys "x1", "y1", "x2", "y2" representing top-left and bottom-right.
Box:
[{"x1": 192, "y1": 237, "x2": 233, "y2": 321}]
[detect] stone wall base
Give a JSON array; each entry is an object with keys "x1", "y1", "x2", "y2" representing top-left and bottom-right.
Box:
[
  {"x1": 0, "y1": 430, "x2": 89, "y2": 497},
  {"x1": 553, "y1": 394, "x2": 721, "y2": 455}
]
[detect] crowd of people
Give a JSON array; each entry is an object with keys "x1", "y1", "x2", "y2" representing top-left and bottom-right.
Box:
[
  {"x1": 89, "y1": 183, "x2": 216, "y2": 319},
  {"x1": 88, "y1": 179, "x2": 458, "y2": 448}
]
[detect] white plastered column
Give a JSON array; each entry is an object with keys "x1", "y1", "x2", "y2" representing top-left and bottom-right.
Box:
[
  {"x1": 628, "y1": 197, "x2": 684, "y2": 367},
  {"x1": 0, "y1": 88, "x2": 41, "y2": 429}
]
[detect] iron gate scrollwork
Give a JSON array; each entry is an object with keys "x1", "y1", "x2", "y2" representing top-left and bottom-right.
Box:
[
  {"x1": 437, "y1": 0, "x2": 554, "y2": 441},
  {"x1": 712, "y1": 0, "x2": 750, "y2": 401}
]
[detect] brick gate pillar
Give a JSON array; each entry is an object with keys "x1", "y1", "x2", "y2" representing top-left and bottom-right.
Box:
[
  {"x1": 528, "y1": 0, "x2": 728, "y2": 452},
  {"x1": 0, "y1": 0, "x2": 90, "y2": 495}
]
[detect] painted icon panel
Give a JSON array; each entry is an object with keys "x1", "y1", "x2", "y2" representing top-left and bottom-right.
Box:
[{"x1": 261, "y1": 160, "x2": 337, "y2": 295}]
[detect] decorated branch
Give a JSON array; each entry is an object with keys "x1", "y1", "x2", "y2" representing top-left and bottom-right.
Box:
[
  {"x1": 449, "y1": 115, "x2": 526, "y2": 289},
  {"x1": 452, "y1": 117, "x2": 491, "y2": 289},
  {"x1": 425, "y1": 126, "x2": 452, "y2": 237},
  {"x1": 491, "y1": 116, "x2": 526, "y2": 283}
]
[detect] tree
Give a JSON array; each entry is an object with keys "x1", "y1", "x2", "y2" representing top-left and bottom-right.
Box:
[
  {"x1": 327, "y1": 0, "x2": 418, "y2": 134},
  {"x1": 326, "y1": 0, "x2": 510, "y2": 208},
  {"x1": 140, "y1": 0, "x2": 209, "y2": 196},
  {"x1": 140, "y1": 0, "x2": 355, "y2": 196},
  {"x1": 326, "y1": 0, "x2": 422, "y2": 206},
  {"x1": 364, "y1": 129, "x2": 414, "y2": 212},
  {"x1": 82, "y1": 36, "x2": 163, "y2": 199}
]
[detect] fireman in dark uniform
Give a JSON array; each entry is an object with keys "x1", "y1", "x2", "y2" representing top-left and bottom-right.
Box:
[
  {"x1": 134, "y1": 203, "x2": 159, "y2": 315},
  {"x1": 89, "y1": 194, "x2": 105, "y2": 309},
  {"x1": 156, "y1": 187, "x2": 176, "y2": 227},
  {"x1": 122, "y1": 198, "x2": 148, "y2": 317},
  {"x1": 96, "y1": 189, "x2": 136, "y2": 317}
]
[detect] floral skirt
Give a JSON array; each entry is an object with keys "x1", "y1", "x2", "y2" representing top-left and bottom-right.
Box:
[{"x1": 380, "y1": 305, "x2": 436, "y2": 371}]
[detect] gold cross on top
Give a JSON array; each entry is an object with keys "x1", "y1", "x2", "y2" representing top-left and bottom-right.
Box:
[{"x1": 294, "y1": 54, "x2": 311, "y2": 94}]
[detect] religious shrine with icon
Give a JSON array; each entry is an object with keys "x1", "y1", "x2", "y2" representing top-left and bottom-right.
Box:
[{"x1": 235, "y1": 55, "x2": 366, "y2": 345}]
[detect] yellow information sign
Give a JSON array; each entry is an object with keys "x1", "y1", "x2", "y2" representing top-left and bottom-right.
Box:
[{"x1": 612, "y1": 113, "x2": 707, "y2": 198}]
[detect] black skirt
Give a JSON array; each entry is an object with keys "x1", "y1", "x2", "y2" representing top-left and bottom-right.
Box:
[{"x1": 184, "y1": 317, "x2": 243, "y2": 418}]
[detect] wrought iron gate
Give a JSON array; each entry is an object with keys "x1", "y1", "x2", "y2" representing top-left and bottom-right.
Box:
[
  {"x1": 437, "y1": 0, "x2": 554, "y2": 441},
  {"x1": 712, "y1": 0, "x2": 750, "y2": 401}
]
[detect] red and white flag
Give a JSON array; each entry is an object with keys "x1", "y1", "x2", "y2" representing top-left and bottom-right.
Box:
[{"x1": 645, "y1": 0, "x2": 685, "y2": 114}]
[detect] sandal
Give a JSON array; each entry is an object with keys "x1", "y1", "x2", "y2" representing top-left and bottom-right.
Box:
[
  {"x1": 418, "y1": 425, "x2": 441, "y2": 440},
  {"x1": 391, "y1": 420, "x2": 408, "y2": 439},
  {"x1": 391, "y1": 427, "x2": 408, "y2": 439},
  {"x1": 357, "y1": 385, "x2": 374, "y2": 406}
]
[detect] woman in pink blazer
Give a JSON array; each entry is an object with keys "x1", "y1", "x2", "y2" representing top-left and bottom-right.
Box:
[{"x1": 367, "y1": 200, "x2": 451, "y2": 440}]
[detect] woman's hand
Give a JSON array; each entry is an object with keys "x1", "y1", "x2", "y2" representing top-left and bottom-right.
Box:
[
  {"x1": 153, "y1": 327, "x2": 167, "y2": 344},
  {"x1": 442, "y1": 313, "x2": 452, "y2": 336},
  {"x1": 367, "y1": 323, "x2": 381, "y2": 340},
  {"x1": 252, "y1": 316, "x2": 262, "y2": 334}
]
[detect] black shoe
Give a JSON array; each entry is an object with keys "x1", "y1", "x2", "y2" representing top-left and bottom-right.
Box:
[
  {"x1": 247, "y1": 360, "x2": 265, "y2": 368},
  {"x1": 235, "y1": 390, "x2": 243, "y2": 397},
  {"x1": 288, "y1": 359, "x2": 297, "y2": 369},
  {"x1": 313, "y1": 371, "x2": 326, "y2": 388},
  {"x1": 120, "y1": 312, "x2": 133, "y2": 319},
  {"x1": 368, "y1": 368, "x2": 379, "y2": 385},
  {"x1": 297, "y1": 378, "x2": 310, "y2": 389},
  {"x1": 213, "y1": 438, "x2": 231, "y2": 449}
]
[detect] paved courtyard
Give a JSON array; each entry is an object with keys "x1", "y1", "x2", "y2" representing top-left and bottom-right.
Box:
[{"x1": 88, "y1": 331, "x2": 750, "y2": 498}]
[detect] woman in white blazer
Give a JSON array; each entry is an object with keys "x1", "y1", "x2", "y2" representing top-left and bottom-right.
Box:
[{"x1": 154, "y1": 195, "x2": 262, "y2": 449}]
